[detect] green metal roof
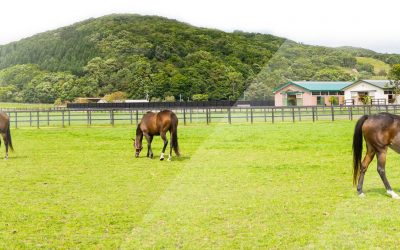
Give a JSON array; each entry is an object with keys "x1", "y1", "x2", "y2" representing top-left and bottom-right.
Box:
[
  {"x1": 341, "y1": 80, "x2": 394, "y2": 90},
  {"x1": 274, "y1": 81, "x2": 352, "y2": 93},
  {"x1": 292, "y1": 81, "x2": 352, "y2": 91}
]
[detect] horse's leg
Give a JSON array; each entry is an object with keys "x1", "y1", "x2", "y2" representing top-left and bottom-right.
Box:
[
  {"x1": 1, "y1": 133, "x2": 7, "y2": 160},
  {"x1": 376, "y1": 149, "x2": 399, "y2": 199},
  {"x1": 148, "y1": 135, "x2": 154, "y2": 158},
  {"x1": 357, "y1": 147, "x2": 375, "y2": 197},
  {"x1": 160, "y1": 132, "x2": 168, "y2": 161},
  {"x1": 144, "y1": 134, "x2": 153, "y2": 159},
  {"x1": 145, "y1": 135, "x2": 153, "y2": 157},
  {"x1": 168, "y1": 131, "x2": 172, "y2": 161}
]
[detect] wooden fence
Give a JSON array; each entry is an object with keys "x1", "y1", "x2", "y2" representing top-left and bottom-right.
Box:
[{"x1": 3, "y1": 105, "x2": 399, "y2": 128}]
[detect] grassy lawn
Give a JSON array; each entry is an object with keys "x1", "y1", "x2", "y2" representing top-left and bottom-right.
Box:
[
  {"x1": 1, "y1": 121, "x2": 400, "y2": 248},
  {"x1": 0, "y1": 102, "x2": 55, "y2": 109},
  {"x1": 356, "y1": 56, "x2": 391, "y2": 75}
]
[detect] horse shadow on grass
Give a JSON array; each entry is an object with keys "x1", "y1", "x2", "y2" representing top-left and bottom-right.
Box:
[
  {"x1": 363, "y1": 187, "x2": 395, "y2": 197},
  {"x1": 137, "y1": 155, "x2": 192, "y2": 162},
  {"x1": 5, "y1": 155, "x2": 28, "y2": 160}
]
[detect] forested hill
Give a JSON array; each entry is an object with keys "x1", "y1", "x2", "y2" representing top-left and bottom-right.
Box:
[{"x1": 0, "y1": 14, "x2": 399, "y2": 103}]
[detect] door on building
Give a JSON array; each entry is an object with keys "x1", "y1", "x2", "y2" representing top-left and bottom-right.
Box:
[
  {"x1": 357, "y1": 92, "x2": 369, "y2": 104},
  {"x1": 287, "y1": 94, "x2": 297, "y2": 106}
]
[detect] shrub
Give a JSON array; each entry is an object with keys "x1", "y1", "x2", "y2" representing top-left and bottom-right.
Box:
[
  {"x1": 192, "y1": 94, "x2": 209, "y2": 101},
  {"x1": 104, "y1": 91, "x2": 127, "y2": 103}
]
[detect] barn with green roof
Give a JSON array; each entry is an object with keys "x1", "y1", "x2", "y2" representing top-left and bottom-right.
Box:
[{"x1": 273, "y1": 81, "x2": 352, "y2": 106}]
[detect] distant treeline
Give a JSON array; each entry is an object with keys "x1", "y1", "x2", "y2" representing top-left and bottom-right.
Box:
[{"x1": 0, "y1": 14, "x2": 400, "y2": 103}]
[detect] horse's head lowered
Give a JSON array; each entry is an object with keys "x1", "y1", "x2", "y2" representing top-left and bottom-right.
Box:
[{"x1": 132, "y1": 138, "x2": 143, "y2": 157}]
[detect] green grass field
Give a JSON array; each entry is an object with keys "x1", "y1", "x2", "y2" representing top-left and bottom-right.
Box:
[
  {"x1": 0, "y1": 102, "x2": 55, "y2": 109},
  {"x1": 356, "y1": 57, "x2": 391, "y2": 75},
  {"x1": 1, "y1": 121, "x2": 400, "y2": 249}
]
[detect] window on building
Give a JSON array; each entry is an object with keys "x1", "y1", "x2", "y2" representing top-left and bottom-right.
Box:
[{"x1": 317, "y1": 96, "x2": 325, "y2": 105}]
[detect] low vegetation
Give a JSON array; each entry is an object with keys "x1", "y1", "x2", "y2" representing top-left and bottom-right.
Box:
[{"x1": 1, "y1": 122, "x2": 400, "y2": 248}]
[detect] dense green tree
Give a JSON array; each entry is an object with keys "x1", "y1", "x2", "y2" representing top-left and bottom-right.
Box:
[
  {"x1": 356, "y1": 63, "x2": 374, "y2": 73},
  {"x1": 341, "y1": 57, "x2": 357, "y2": 68},
  {"x1": 313, "y1": 68, "x2": 352, "y2": 81},
  {"x1": 0, "y1": 14, "x2": 397, "y2": 103},
  {"x1": 389, "y1": 64, "x2": 400, "y2": 81}
]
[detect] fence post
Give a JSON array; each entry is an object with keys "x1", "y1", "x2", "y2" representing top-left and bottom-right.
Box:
[
  {"x1": 15, "y1": 112, "x2": 18, "y2": 129},
  {"x1": 315, "y1": 107, "x2": 318, "y2": 121},
  {"x1": 250, "y1": 108, "x2": 254, "y2": 124},
  {"x1": 68, "y1": 110, "x2": 71, "y2": 126},
  {"x1": 183, "y1": 108, "x2": 186, "y2": 126},
  {"x1": 62, "y1": 111, "x2": 65, "y2": 128},
  {"x1": 47, "y1": 111, "x2": 50, "y2": 126},
  {"x1": 37, "y1": 111, "x2": 40, "y2": 128},
  {"x1": 264, "y1": 108, "x2": 267, "y2": 122},
  {"x1": 350, "y1": 106, "x2": 353, "y2": 120},
  {"x1": 281, "y1": 108, "x2": 284, "y2": 122},
  {"x1": 30, "y1": 111, "x2": 32, "y2": 127},
  {"x1": 130, "y1": 110, "x2": 133, "y2": 125},
  {"x1": 331, "y1": 106, "x2": 334, "y2": 121},
  {"x1": 208, "y1": 108, "x2": 211, "y2": 123},
  {"x1": 228, "y1": 108, "x2": 231, "y2": 124},
  {"x1": 292, "y1": 108, "x2": 295, "y2": 123},
  {"x1": 136, "y1": 110, "x2": 139, "y2": 125},
  {"x1": 272, "y1": 108, "x2": 275, "y2": 123},
  {"x1": 111, "y1": 109, "x2": 114, "y2": 126},
  {"x1": 298, "y1": 107, "x2": 301, "y2": 121},
  {"x1": 87, "y1": 110, "x2": 90, "y2": 126},
  {"x1": 246, "y1": 109, "x2": 249, "y2": 122},
  {"x1": 206, "y1": 109, "x2": 209, "y2": 125},
  {"x1": 190, "y1": 108, "x2": 193, "y2": 123},
  {"x1": 312, "y1": 107, "x2": 315, "y2": 122}
]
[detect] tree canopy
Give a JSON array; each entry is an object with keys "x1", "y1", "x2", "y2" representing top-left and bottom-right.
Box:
[{"x1": 0, "y1": 14, "x2": 397, "y2": 103}]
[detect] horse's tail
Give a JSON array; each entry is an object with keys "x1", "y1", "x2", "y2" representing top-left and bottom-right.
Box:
[
  {"x1": 171, "y1": 112, "x2": 180, "y2": 156},
  {"x1": 353, "y1": 115, "x2": 368, "y2": 185},
  {"x1": 7, "y1": 120, "x2": 13, "y2": 151}
]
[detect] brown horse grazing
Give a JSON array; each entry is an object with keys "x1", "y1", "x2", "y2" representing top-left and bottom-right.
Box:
[
  {"x1": 133, "y1": 110, "x2": 180, "y2": 161},
  {"x1": 353, "y1": 112, "x2": 400, "y2": 199},
  {"x1": 0, "y1": 112, "x2": 13, "y2": 160}
]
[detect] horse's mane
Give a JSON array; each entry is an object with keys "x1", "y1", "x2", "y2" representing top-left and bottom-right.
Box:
[{"x1": 136, "y1": 123, "x2": 143, "y2": 136}]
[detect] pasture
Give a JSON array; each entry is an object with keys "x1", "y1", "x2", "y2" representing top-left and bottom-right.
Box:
[
  {"x1": 1, "y1": 121, "x2": 400, "y2": 248},
  {"x1": 0, "y1": 102, "x2": 55, "y2": 110}
]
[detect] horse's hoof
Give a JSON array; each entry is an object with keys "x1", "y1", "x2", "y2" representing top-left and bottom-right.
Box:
[
  {"x1": 387, "y1": 190, "x2": 400, "y2": 199},
  {"x1": 160, "y1": 157, "x2": 164, "y2": 161},
  {"x1": 359, "y1": 193, "x2": 365, "y2": 198}
]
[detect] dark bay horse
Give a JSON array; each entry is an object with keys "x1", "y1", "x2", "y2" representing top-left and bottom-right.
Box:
[
  {"x1": 353, "y1": 112, "x2": 400, "y2": 198},
  {"x1": 0, "y1": 112, "x2": 13, "y2": 159},
  {"x1": 133, "y1": 110, "x2": 180, "y2": 161}
]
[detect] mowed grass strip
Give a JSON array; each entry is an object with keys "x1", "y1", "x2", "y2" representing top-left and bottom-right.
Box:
[{"x1": 1, "y1": 122, "x2": 400, "y2": 248}]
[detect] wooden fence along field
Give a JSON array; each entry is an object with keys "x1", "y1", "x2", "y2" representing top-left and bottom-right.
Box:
[{"x1": 2, "y1": 104, "x2": 399, "y2": 128}]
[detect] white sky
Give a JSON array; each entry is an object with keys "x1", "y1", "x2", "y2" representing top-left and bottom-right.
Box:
[{"x1": 1, "y1": 0, "x2": 399, "y2": 53}]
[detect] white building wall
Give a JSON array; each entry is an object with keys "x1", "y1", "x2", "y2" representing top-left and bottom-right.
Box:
[{"x1": 344, "y1": 82, "x2": 387, "y2": 104}]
